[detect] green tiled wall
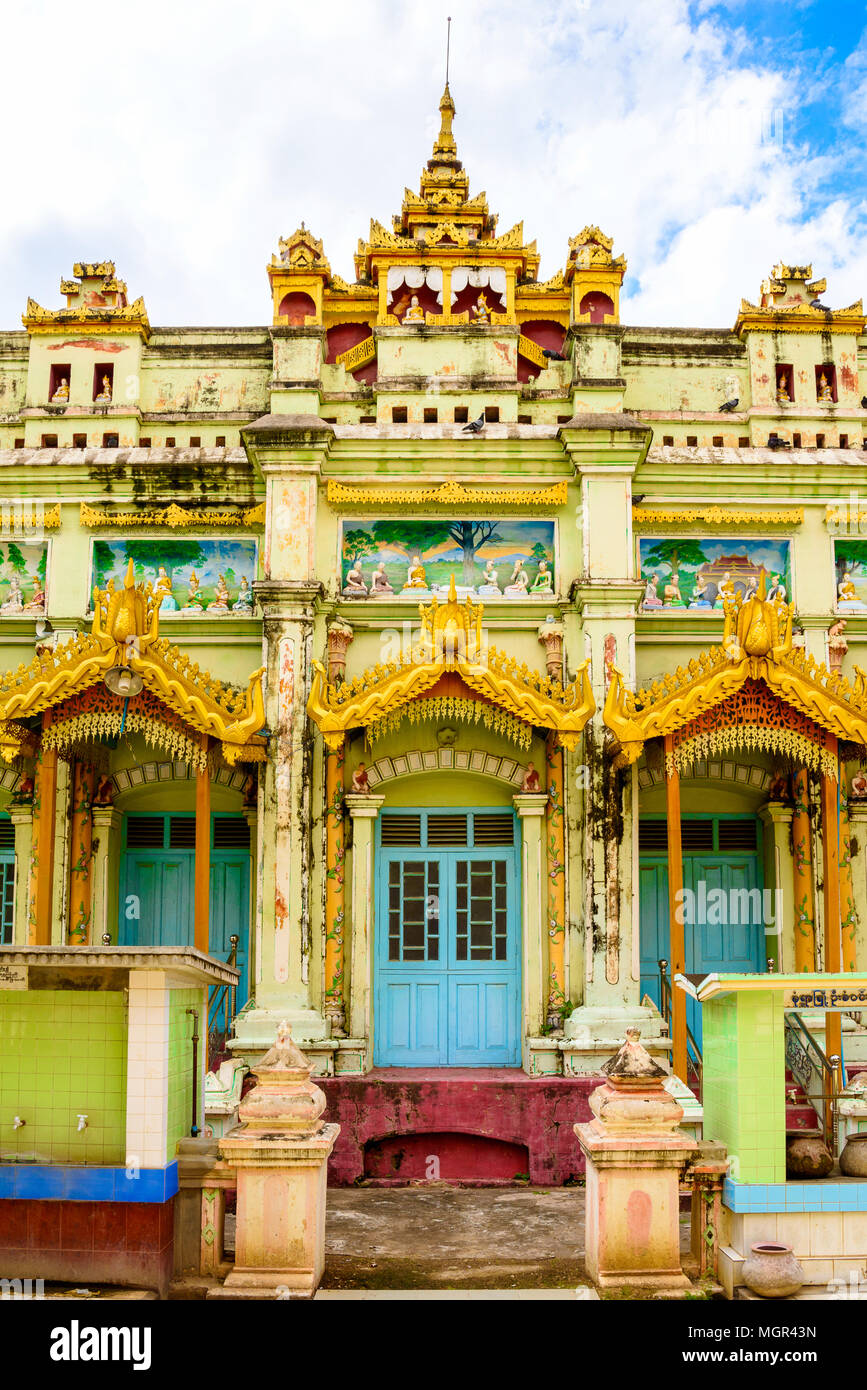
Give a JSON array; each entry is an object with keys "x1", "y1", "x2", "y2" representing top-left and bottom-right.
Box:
[
  {"x1": 0, "y1": 990, "x2": 127, "y2": 1164},
  {"x1": 702, "y1": 989, "x2": 785, "y2": 1183},
  {"x1": 166, "y1": 988, "x2": 201, "y2": 1160}
]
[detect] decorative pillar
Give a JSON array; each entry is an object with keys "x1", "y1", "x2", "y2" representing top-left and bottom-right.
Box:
[
  {"x1": 323, "y1": 740, "x2": 346, "y2": 1035},
  {"x1": 791, "y1": 770, "x2": 816, "y2": 972},
  {"x1": 346, "y1": 793, "x2": 384, "y2": 1055},
  {"x1": 821, "y1": 733, "x2": 842, "y2": 1069},
  {"x1": 30, "y1": 721, "x2": 58, "y2": 945},
  {"x1": 214, "y1": 1024, "x2": 339, "y2": 1300},
  {"x1": 326, "y1": 618, "x2": 354, "y2": 685},
  {"x1": 664, "y1": 734, "x2": 687, "y2": 1083},
  {"x1": 91, "y1": 792, "x2": 122, "y2": 945},
  {"x1": 846, "y1": 795, "x2": 867, "y2": 969},
  {"x1": 194, "y1": 739, "x2": 211, "y2": 955},
  {"x1": 67, "y1": 761, "x2": 95, "y2": 945},
  {"x1": 758, "y1": 796, "x2": 794, "y2": 972},
  {"x1": 575, "y1": 1030, "x2": 696, "y2": 1291},
  {"x1": 514, "y1": 792, "x2": 548, "y2": 1063},
  {"x1": 545, "y1": 733, "x2": 567, "y2": 1029},
  {"x1": 9, "y1": 789, "x2": 33, "y2": 947},
  {"x1": 839, "y1": 793, "x2": 858, "y2": 972}
]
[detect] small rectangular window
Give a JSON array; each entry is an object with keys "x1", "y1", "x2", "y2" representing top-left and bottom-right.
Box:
[
  {"x1": 840, "y1": 434, "x2": 849, "y2": 449},
  {"x1": 93, "y1": 363, "x2": 114, "y2": 402},
  {"x1": 14, "y1": 438, "x2": 24, "y2": 449},
  {"x1": 816, "y1": 364, "x2": 837, "y2": 403},
  {"x1": 454, "y1": 406, "x2": 469, "y2": 423},
  {"x1": 681, "y1": 820, "x2": 714, "y2": 851},
  {"x1": 662, "y1": 435, "x2": 674, "y2": 446},
  {"x1": 792, "y1": 433, "x2": 802, "y2": 448},
  {"x1": 427, "y1": 814, "x2": 468, "y2": 847},
  {"x1": 125, "y1": 815, "x2": 166, "y2": 849},
  {"x1": 165, "y1": 436, "x2": 176, "y2": 447},
  {"x1": 213, "y1": 817, "x2": 251, "y2": 849},
  {"x1": 359, "y1": 416, "x2": 376, "y2": 425},
  {"x1": 712, "y1": 435, "x2": 723, "y2": 447},
  {"x1": 776, "y1": 363, "x2": 793, "y2": 402},
  {"x1": 816, "y1": 433, "x2": 825, "y2": 448},
  {"x1": 381, "y1": 815, "x2": 422, "y2": 847},
  {"x1": 48, "y1": 364, "x2": 71, "y2": 402},
  {"x1": 738, "y1": 436, "x2": 749, "y2": 447},
  {"x1": 423, "y1": 408, "x2": 438, "y2": 423},
  {"x1": 718, "y1": 819, "x2": 757, "y2": 852},
  {"x1": 73, "y1": 434, "x2": 87, "y2": 449},
  {"x1": 391, "y1": 406, "x2": 408, "y2": 423},
  {"x1": 139, "y1": 436, "x2": 151, "y2": 448},
  {"x1": 473, "y1": 814, "x2": 514, "y2": 847},
  {"x1": 518, "y1": 414, "x2": 531, "y2": 424},
  {"x1": 41, "y1": 434, "x2": 58, "y2": 448},
  {"x1": 102, "y1": 432, "x2": 119, "y2": 448},
  {"x1": 189, "y1": 435, "x2": 201, "y2": 447},
  {"x1": 686, "y1": 435, "x2": 698, "y2": 447},
  {"x1": 169, "y1": 817, "x2": 196, "y2": 849},
  {"x1": 215, "y1": 435, "x2": 226, "y2": 446},
  {"x1": 0, "y1": 819, "x2": 14, "y2": 850},
  {"x1": 484, "y1": 406, "x2": 499, "y2": 423},
  {"x1": 557, "y1": 414, "x2": 571, "y2": 423}
]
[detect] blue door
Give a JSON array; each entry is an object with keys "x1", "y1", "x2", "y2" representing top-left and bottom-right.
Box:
[
  {"x1": 0, "y1": 815, "x2": 15, "y2": 944},
  {"x1": 639, "y1": 815, "x2": 765, "y2": 1044},
  {"x1": 375, "y1": 810, "x2": 520, "y2": 1067},
  {"x1": 120, "y1": 813, "x2": 251, "y2": 1005}
]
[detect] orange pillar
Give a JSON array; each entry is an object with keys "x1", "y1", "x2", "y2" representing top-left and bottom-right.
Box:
[
  {"x1": 30, "y1": 716, "x2": 58, "y2": 946},
  {"x1": 323, "y1": 740, "x2": 346, "y2": 1032},
  {"x1": 821, "y1": 733, "x2": 842, "y2": 1069},
  {"x1": 665, "y1": 734, "x2": 687, "y2": 1082},
  {"x1": 839, "y1": 791, "x2": 858, "y2": 973},
  {"x1": 194, "y1": 739, "x2": 210, "y2": 955},
  {"x1": 792, "y1": 770, "x2": 816, "y2": 973},
  {"x1": 68, "y1": 761, "x2": 96, "y2": 944},
  {"x1": 545, "y1": 732, "x2": 566, "y2": 1026}
]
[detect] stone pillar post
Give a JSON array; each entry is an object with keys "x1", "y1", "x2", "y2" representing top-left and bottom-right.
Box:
[
  {"x1": 345, "y1": 793, "x2": 384, "y2": 1062},
  {"x1": 758, "y1": 798, "x2": 794, "y2": 972},
  {"x1": 67, "y1": 762, "x2": 95, "y2": 945},
  {"x1": 513, "y1": 792, "x2": 548, "y2": 1065},
  {"x1": 91, "y1": 804, "x2": 122, "y2": 944}
]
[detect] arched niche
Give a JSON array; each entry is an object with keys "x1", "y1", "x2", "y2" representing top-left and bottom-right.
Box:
[
  {"x1": 579, "y1": 290, "x2": 615, "y2": 324},
  {"x1": 518, "y1": 318, "x2": 568, "y2": 382},
  {"x1": 278, "y1": 291, "x2": 316, "y2": 326},
  {"x1": 325, "y1": 321, "x2": 377, "y2": 384}
]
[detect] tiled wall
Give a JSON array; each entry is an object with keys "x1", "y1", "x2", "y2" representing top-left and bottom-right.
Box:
[
  {"x1": 0, "y1": 991, "x2": 126, "y2": 1164},
  {"x1": 702, "y1": 990, "x2": 785, "y2": 1183},
  {"x1": 721, "y1": 1204, "x2": 867, "y2": 1295},
  {"x1": 166, "y1": 988, "x2": 201, "y2": 1161}
]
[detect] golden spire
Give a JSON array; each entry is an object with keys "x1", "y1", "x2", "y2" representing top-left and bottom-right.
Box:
[{"x1": 432, "y1": 83, "x2": 457, "y2": 162}]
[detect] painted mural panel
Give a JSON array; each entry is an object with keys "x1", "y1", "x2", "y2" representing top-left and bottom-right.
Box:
[
  {"x1": 340, "y1": 518, "x2": 557, "y2": 599},
  {"x1": 637, "y1": 536, "x2": 792, "y2": 611},
  {"x1": 0, "y1": 540, "x2": 47, "y2": 615},
  {"x1": 90, "y1": 538, "x2": 257, "y2": 615},
  {"x1": 834, "y1": 539, "x2": 867, "y2": 611}
]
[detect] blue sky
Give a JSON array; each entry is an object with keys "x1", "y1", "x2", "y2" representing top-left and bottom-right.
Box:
[{"x1": 2, "y1": 0, "x2": 865, "y2": 329}]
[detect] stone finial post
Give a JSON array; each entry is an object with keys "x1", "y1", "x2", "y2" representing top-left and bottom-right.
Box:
[
  {"x1": 828, "y1": 619, "x2": 848, "y2": 675},
  {"x1": 575, "y1": 1029, "x2": 697, "y2": 1291},
  {"x1": 212, "y1": 1023, "x2": 339, "y2": 1300},
  {"x1": 327, "y1": 618, "x2": 354, "y2": 684}
]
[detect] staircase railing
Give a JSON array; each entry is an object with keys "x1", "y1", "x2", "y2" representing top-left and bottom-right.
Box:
[
  {"x1": 785, "y1": 1011, "x2": 842, "y2": 1153},
  {"x1": 658, "y1": 958, "x2": 703, "y2": 1095},
  {"x1": 207, "y1": 935, "x2": 239, "y2": 1070}
]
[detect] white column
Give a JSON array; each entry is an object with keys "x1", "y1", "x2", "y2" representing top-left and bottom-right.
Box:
[
  {"x1": 345, "y1": 793, "x2": 384, "y2": 1065},
  {"x1": 10, "y1": 806, "x2": 32, "y2": 946},
  {"x1": 92, "y1": 807, "x2": 122, "y2": 944},
  {"x1": 513, "y1": 792, "x2": 548, "y2": 1067},
  {"x1": 125, "y1": 969, "x2": 169, "y2": 1172}
]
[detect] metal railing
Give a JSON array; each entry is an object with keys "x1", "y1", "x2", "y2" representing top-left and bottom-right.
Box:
[
  {"x1": 658, "y1": 958, "x2": 703, "y2": 1095},
  {"x1": 785, "y1": 1011, "x2": 843, "y2": 1153},
  {"x1": 207, "y1": 934, "x2": 239, "y2": 1070}
]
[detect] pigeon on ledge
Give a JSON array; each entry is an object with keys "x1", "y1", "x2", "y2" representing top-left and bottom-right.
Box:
[
  {"x1": 543, "y1": 348, "x2": 567, "y2": 361},
  {"x1": 811, "y1": 299, "x2": 830, "y2": 311},
  {"x1": 462, "y1": 412, "x2": 486, "y2": 434},
  {"x1": 719, "y1": 398, "x2": 739, "y2": 413},
  {"x1": 861, "y1": 396, "x2": 867, "y2": 409}
]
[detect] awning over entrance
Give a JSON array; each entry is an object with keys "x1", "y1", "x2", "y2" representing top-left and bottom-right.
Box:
[{"x1": 307, "y1": 577, "x2": 595, "y2": 750}]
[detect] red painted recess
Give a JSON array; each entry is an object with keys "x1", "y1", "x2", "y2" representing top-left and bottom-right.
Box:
[
  {"x1": 578, "y1": 291, "x2": 614, "y2": 324},
  {"x1": 325, "y1": 322, "x2": 377, "y2": 385},
  {"x1": 365, "y1": 1131, "x2": 529, "y2": 1185},
  {"x1": 518, "y1": 319, "x2": 567, "y2": 383},
  {"x1": 320, "y1": 1068, "x2": 599, "y2": 1187},
  {"x1": 278, "y1": 291, "x2": 316, "y2": 326}
]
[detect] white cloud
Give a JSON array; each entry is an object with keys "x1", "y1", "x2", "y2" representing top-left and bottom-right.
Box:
[{"x1": 0, "y1": 0, "x2": 862, "y2": 328}]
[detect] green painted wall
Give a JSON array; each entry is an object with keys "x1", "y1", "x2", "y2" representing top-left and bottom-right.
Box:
[{"x1": 166, "y1": 987, "x2": 201, "y2": 1161}]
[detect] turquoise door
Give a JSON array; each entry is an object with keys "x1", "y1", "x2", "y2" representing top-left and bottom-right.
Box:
[
  {"x1": 639, "y1": 815, "x2": 765, "y2": 1043},
  {"x1": 120, "y1": 813, "x2": 251, "y2": 1004},
  {"x1": 374, "y1": 810, "x2": 520, "y2": 1067}
]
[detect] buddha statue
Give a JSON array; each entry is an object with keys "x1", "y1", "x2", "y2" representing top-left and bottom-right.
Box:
[
  {"x1": 838, "y1": 572, "x2": 866, "y2": 611},
  {"x1": 818, "y1": 371, "x2": 834, "y2": 403},
  {"x1": 207, "y1": 574, "x2": 230, "y2": 613},
  {"x1": 718, "y1": 572, "x2": 736, "y2": 605},
  {"x1": 403, "y1": 295, "x2": 425, "y2": 324},
  {"x1": 370, "y1": 562, "x2": 393, "y2": 595},
  {"x1": 402, "y1": 555, "x2": 428, "y2": 590},
  {"x1": 343, "y1": 564, "x2": 368, "y2": 595},
  {"x1": 95, "y1": 374, "x2": 112, "y2": 403},
  {"x1": 232, "y1": 575, "x2": 254, "y2": 612},
  {"x1": 504, "y1": 560, "x2": 529, "y2": 598},
  {"x1": 776, "y1": 371, "x2": 790, "y2": 403},
  {"x1": 530, "y1": 559, "x2": 554, "y2": 594},
  {"x1": 470, "y1": 292, "x2": 491, "y2": 325},
  {"x1": 51, "y1": 376, "x2": 69, "y2": 403},
  {"x1": 154, "y1": 565, "x2": 179, "y2": 612}
]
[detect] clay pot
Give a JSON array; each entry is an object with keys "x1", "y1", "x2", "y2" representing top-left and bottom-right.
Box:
[
  {"x1": 742, "y1": 1242, "x2": 805, "y2": 1299},
  {"x1": 840, "y1": 1132, "x2": 867, "y2": 1177},
  {"x1": 786, "y1": 1135, "x2": 834, "y2": 1178}
]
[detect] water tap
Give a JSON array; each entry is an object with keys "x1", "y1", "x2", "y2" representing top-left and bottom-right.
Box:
[
  {"x1": 12, "y1": 1116, "x2": 24, "y2": 1129},
  {"x1": 77, "y1": 1114, "x2": 88, "y2": 1132}
]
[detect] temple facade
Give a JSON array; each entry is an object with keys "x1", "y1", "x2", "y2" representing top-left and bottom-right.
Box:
[{"x1": 2, "y1": 84, "x2": 867, "y2": 1189}]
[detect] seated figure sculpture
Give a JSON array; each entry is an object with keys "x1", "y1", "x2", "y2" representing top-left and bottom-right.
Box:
[
  {"x1": 403, "y1": 295, "x2": 425, "y2": 323},
  {"x1": 838, "y1": 572, "x2": 867, "y2": 612},
  {"x1": 94, "y1": 373, "x2": 112, "y2": 403},
  {"x1": 531, "y1": 559, "x2": 554, "y2": 594},
  {"x1": 370, "y1": 563, "x2": 393, "y2": 596},
  {"x1": 470, "y1": 291, "x2": 491, "y2": 324},
  {"x1": 641, "y1": 574, "x2": 663, "y2": 609},
  {"x1": 818, "y1": 372, "x2": 834, "y2": 403},
  {"x1": 402, "y1": 555, "x2": 428, "y2": 591},
  {"x1": 504, "y1": 560, "x2": 529, "y2": 598},
  {"x1": 51, "y1": 376, "x2": 69, "y2": 403},
  {"x1": 342, "y1": 564, "x2": 368, "y2": 596}
]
